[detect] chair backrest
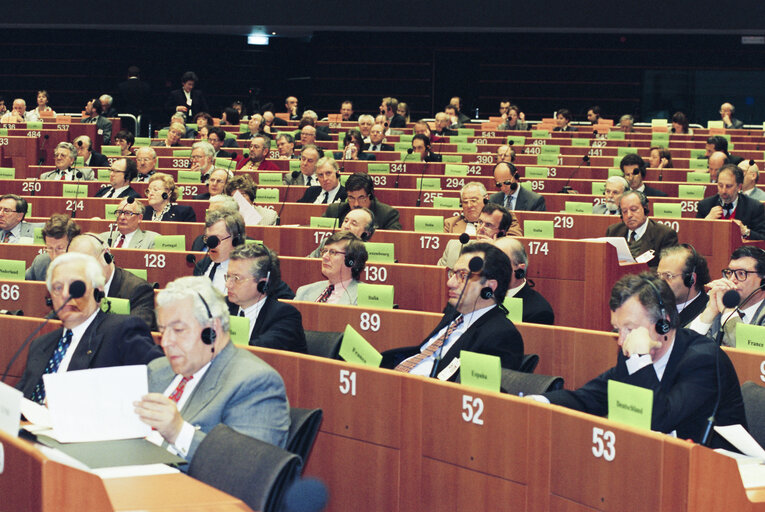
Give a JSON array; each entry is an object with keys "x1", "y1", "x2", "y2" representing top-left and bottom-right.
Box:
[
  {"x1": 519, "y1": 353, "x2": 540, "y2": 373},
  {"x1": 188, "y1": 424, "x2": 301, "y2": 512},
  {"x1": 500, "y1": 369, "x2": 564, "y2": 395},
  {"x1": 742, "y1": 381, "x2": 765, "y2": 448},
  {"x1": 304, "y1": 330, "x2": 343, "y2": 359},
  {"x1": 287, "y1": 407, "x2": 323, "y2": 473}
]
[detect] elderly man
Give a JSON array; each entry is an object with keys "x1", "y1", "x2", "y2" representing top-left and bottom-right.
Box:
[
  {"x1": 99, "y1": 94, "x2": 117, "y2": 118},
  {"x1": 697, "y1": 164, "x2": 765, "y2": 240},
  {"x1": 535, "y1": 273, "x2": 745, "y2": 450},
  {"x1": 308, "y1": 207, "x2": 375, "y2": 258},
  {"x1": 74, "y1": 135, "x2": 109, "y2": 167},
  {"x1": 26, "y1": 214, "x2": 80, "y2": 281},
  {"x1": 81, "y1": 98, "x2": 113, "y2": 144},
  {"x1": 298, "y1": 125, "x2": 318, "y2": 149},
  {"x1": 605, "y1": 190, "x2": 678, "y2": 268},
  {"x1": 151, "y1": 122, "x2": 185, "y2": 148},
  {"x1": 593, "y1": 176, "x2": 630, "y2": 215},
  {"x1": 193, "y1": 210, "x2": 246, "y2": 293},
  {"x1": 134, "y1": 147, "x2": 157, "y2": 182},
  {"x1": 657, "y1": 245, "x2": 711, "y2": 328},
  {"x1": 382, "y1": 243, "x2": 524, "y2": 381},
  {"x1": 719, "y1": 102, "x2": 744, "y2": 129},
  {"x1": 1, "y1": 98, "x2": 30, "y2": 123},
  {"x1": 295, "y1": 232, "x2": 368, "y2": 305},
  {"x1": 94, "y1": 158, "x2": 140, "y2": 199},
  {"x1": 707, "y1": 151, "x2": 728, "y2": 183},
  {"x1": 134, "y1": 276, "x2": 290, "y2": 465},
  {"x1": 324, "y1": 172, "x2": 401, "y2": 230},
  {"x1": 618, "y1": 114, "x2": 635, "y2": 133},
  {"x1": 496, "y1": 144, "x2": 515, "y2": 164},
  {"x1": 192, "y1": 168, "x2": 230, "y2": 200},
  {"x1": 16, "y1": 252, "x2": 162, "y2": 402},
  {"x1": 239, "y1": 134, "x2": 280, "y2": 171},
  {"x1": 284, "y1": 145, "x2": 319, "y2": 186},
  {"x1": 298, "y1": 157, "x2": 346, "y2": 204},
  {"x1": 489, "y1": 162, "x2": 546, "y2": 211},
  {"x1": 0, "y1": 194, "x2": 39, "y2": 243},
  {"x1": 445, "y1": 182, "x2": 489, "y2": 235},
  {"x1": 366, "y1": 124, "x2": 394, "y2": 152},
  {"x1": 438, "y1": 203, "x2": 520, "y2": 267},
  {"x1": 357, "y1": 114, "x2": 375, "y2": 143},
  {"x1": 740, "y1": 160, "x2": 765, "y2": 200},
  {"x1": 226, "y1": 244, "x2": 307, "y2": 353},
  {"x1": 40, "y1": 142, "x2": 95, "y2": 180},
  {"x1": 68, "y1": 233, "x2": 157, "y2": 329},
  {"x1": 276, "y1": 133, "x2": 296, "y2": 159},
  {"x1": 100, "y1": 198, "x2": 158, "y2": 249},
  {"x1": 494, "y1": 237, "x2": 555, "y2": 325},
  {"x1": 433, "y1": 112, "x2": 457, "y2": 137},
  {"x1": 190, "y1": 141, "x2": 218, "y2": 183},
  {"x1": 619, "y1": 154, "x2": 666, "y2": 197}
]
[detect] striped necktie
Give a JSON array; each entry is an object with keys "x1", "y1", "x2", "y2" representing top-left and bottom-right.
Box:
[
  {"x1": 31, "y1": 329, "x2": 74, "y2": 404},
  {"x1": 395, "y1": 316, "x2": 464, "y2": 373}
]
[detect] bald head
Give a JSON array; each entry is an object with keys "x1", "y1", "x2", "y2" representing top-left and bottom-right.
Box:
[
  {"x1": 493, "y1": 236, "x2": 527, "y2": 288},
  {"x1": 709, "y1": 152, "x2": 728, "y2": 182}
]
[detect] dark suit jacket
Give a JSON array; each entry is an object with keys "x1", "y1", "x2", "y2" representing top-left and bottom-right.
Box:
[
  {"x1": 117, "y1": 78, "x2": 151, "y2": 115},
  {"x1": 324, "y1": 199, "x2": 402, "y2": 230},
  {"x1": 366, "y1": 143, "x2": 394, "y2": 152},
  {"x1": 434, "y1": 128, "x2": 457, "y2": 137},
  {"x1": 604, "y1": 218, "x2": 678, "y2": 268},
  {"x1": 230, "y1": 296, "x2": 307, "y2": 353},
  {"x1": 642, "y1": 185, "x2": 668, "y2": 197},
  {"x1": 107, "y1": 266, "x2": 157, "y2": 330},
  {"x1": 544, "y1": 329, "x2": 746, "y2": 449},
  {"x1": 87, "y1": 152, "x2": 110, "y2": 167},
  {"x1": 165, "y1": 88, "x2": 209, "y2": 118},
  {"x1": 489, "y1": 187, "x2": 546, "y2": 211},
  {"x1": 94, "y1": 185, "x2": 140, "y2": 199},
  {"x1": 143, "y1": 204, "x2": 197, "y2": 222},
  {"x1": 332, "y1": 151, "x2": 376, "y2": 161},
  {"x1": 696, "y1": 193, "x2": 765, "y2": 240},
  {"x1": 216, "y1": 149, "x2": 235, "y2": 159},
  {"x1": 192, "y1": 192, "x2": 212, "y2": 200},
  {"x1": 553, "y1": 125, "x2": 578, "y2": 132},
  {"x1": 388, "y1": 114, "x2": 407, "y2": 128},
  {"x1": 380, "y1": 306, "x2": 524, "y2": 381},
  {"x1": 515, "y1": 283, "x2": 555, "y2": 325},
  {"x1": 15, "y1": 311, "x2": 163, "y2": 399},
  {"x1": 424, "y1": 152, "x2": 443, "y2": 163},
  {"x1": 679, "y1": 292, "x2": 709, "y2": 328},
  {"x1": 298, "y1": 185, "x2": 347, "y2": 204}
]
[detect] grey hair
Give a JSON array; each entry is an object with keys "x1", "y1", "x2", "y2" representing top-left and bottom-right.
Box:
[
  {"x1": 605, "y1": 175, "x2": 630, "y2": 192},
  {"x1": 461, "y1": 181, "x2": 487, "y2": 198},
  {"x1": 157, "y1": 276, "x2": 231, "y2": 332},
  {"x1": 192, "y1": 141, "x2": 215, "y2": 158},
  {"x1": 56, "y1": 142, "x2": 77, "y2": 160},
  {"x1": 46, "y1": 252, "x2": 105, "y2": 293}
]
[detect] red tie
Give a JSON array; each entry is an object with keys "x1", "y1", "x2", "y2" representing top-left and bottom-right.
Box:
[
  {"x1": 115, "y1": 234, "x2": 125, "y2": 248},
  {"x1": 316, "y1": 284, "x2": 334, "y2": 303},
  {"x1": 2, "y1": 231, "x2": 10, "y2": 243},
  {"x1": 169, "y1": 376, "x2": 193, "y2": 403}
]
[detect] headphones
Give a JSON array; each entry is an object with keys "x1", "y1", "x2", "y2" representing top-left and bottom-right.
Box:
[
  {"x1": 78, "y1": 233, "x2": 114, "y2": 265},
  {"x1": 617, "y1": 190, "x2": 650, "y2": 217},
  {"x1": 195, "y1": 291, "x2": 217, "y2": 345},
  {"x1": 514, "y1": 267, "x2": 526, "y2": 280},
  {"x1": 360, "y1": 231, "x2": 370, "y2": 242},
  {"x1": 493, "y1": 162, "x2": 520, "y2": 192},
  {"x1": 231, "y1": 219, "x2": 245, "y2": 247},
  {"x1": 642, "y1": 276, "x2": 671, "y2": 336},
  {"x1": 256, "y1": 252, "x2": 273, "y2": 294},
  {"x1": 681, "y1": 243, "x2": 699, "y2": 289}
]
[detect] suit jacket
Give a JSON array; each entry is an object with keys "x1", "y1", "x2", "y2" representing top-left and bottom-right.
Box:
[
  {"x1": 1, "y1": 220, "x2": 38, "y2": 243},
  {"x1": 283, "y1": 172, "x2": 318, "y2": 187},
  {"x1": 604, "y1": 218, "x2": 678, "y2": 268},
  {"x1": 747, "y1": 187, "x2": 765, "y2": 201},
  {"x1": 230, "y1": 296, "x2": 307, "y2": 353},
  {"x1": 388, "y1": 114, "x2": 407, "y2": 128},
  {"x1": 366, "y1": 142, "x2": 394, "y2": 152},
  {"x1": 592, "y1": 203, "x2": 620, "y2": 215},
  {"x1": 40, "y1": 167, "x2": 95, "y2": 181},
  {"x1": 514, "y1": 283, "x2": 555, "y2": 325},
  {"x1": 117, "y1": 78, "x2": 151, "y2": 115},
  {"x1": 165, "y1": 88, "x2": 209, "y2": 118},
  {"x1": 295, "y1": 280, "x2": 359, "y2": 305},
  {"x1": 679, "y1": 292, "x2": 709, "y2": 328},
  {"x1": 380, "y1": 306, "x2": 524, "y2": 381},
  {"x1": 298, "y1": 185, "x2": 347, "y2": 204},
  {"x1": 215, "y1": 149, "x2": 235, "y2": 160},
  {"x1": 641, "y1": 185, "x2": 668, "y2": 197},
  {"x1": 332, "y1": 151, "x2": 376, "y2": 161},
  {"x1": 443, "y1": 213, "x2": 522, "y2": 236},
  {"x1": 696, "y1": 193, "x2": 765, "y2": 240},
  {"x1": 107, "y1": 266, "x2": 157, "y2": 330},
  {"x1": 16, "y1": 311, "x2": 163, "y2": 399},
  {"x1": 424, "y1": 152, "x2": 443, "y2": 163},
  {"x1": 94, "y1": 185, "x2": 140, "y2": 199},
  {"x1": 724, "y1": 117, "x2": 744, "y2": 129},
  {"x1": 25, "y1": 252, "x2": 51, "y2": 281},
  {"x1": 82, "y1": 115, "x2": 113, "y2": 144},
  {"x1": 553, "y1": 125, "x2": 578, "y2": 132},
  {"x1": 99, "y1": 228, "x2": 157, "y2": 249},
  {"x1": 544, "y1": 329, "x2": 746, "y2": 449},
  {"x1": 87, "y1": 152, "x2": 110, "y2": 168},
  {"x1": 323, "y1": 200, "x2": 402, "y2": 230},
  {"x1": 706, "y1": 298, "x2": 765, "y2": 347},
  {"x1": 147, "y1": 342, "x2": 290, "y2": 463},
  {"x1": 143, "y1": 204, "x2": 197, "y2": 222},
  {"x1": 489, "y1": 186, "x2": 546, "y2": 211}
]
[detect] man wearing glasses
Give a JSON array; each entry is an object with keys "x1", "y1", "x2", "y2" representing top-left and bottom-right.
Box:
[
  {"x1": 382, "y1": 243, "x2": 524, "y2": 381},
  {"x1": 323, "y1": 173, "x2": 402, "y2": 230},
  {"x1": 26, "y1": 214, "x2": 80, "y2": 281},
  {"x1": 99, "y1": 198, "x2": 157, "y2": 249},
  {"x1": 134, "y1": 147, "x2": 157, "y2": 182},
  {"x1": 619, "y1": 154, "x2": 667, "y2": 197},
  {"x1": 437, "y1": 203, "x2": 519, "y2": 267},
  {"x1": 295, "y1": 232, "x2": 368, "y2": 305},
  {"x1": 488, "y1": 162, "x2": 546, "y2": 211},
  {"x1": 657, "y1": 245, "x2": 711, "y2": 328},
  {"x1": 690, "y1": 246, "x2": 765, "y2": 346},
  {"x1": 190, "y1": 141, "x2": 218, "y2": 183},
  {"x1": 0, "y1": 194, "x2": 40, "y2": 243},
  {"x1": 40, "y1": 142, "x2": 95, "y2": 181},
  {"x1": 193, "y1": 210, "x2": 246, "y2": 294},
  {"x1": 93, "y1": 158, "x2": 140, "y2": 199},
  {"x1": 225, "y1": 244, "x2": 306, "y2": 353}
]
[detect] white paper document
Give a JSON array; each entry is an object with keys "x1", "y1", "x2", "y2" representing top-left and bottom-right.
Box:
[
  {"x1": 43, "y1": 365, "x2": 151, "y2": 443},
  {"x1": 0, "y1": 380, "x2": 22, "y2": 436},
  {"x1": 714, "y1": 424, "x2": 765, "y2": 459},
  {"x1": 232, "y1": 190, "x2": 263, "y2": 226},
  {"x1": 92, "y1": 463, "x2": 180, "y2": 479},
  {"x1": 579, "y1": 237, "x2": 636, "y2": 264},
  {"x1": 21, "y1": 397, "x2": 52, "y2": 428}
]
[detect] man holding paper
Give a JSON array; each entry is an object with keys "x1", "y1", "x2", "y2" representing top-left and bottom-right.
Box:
[
  {"x1": 16, "y1": 252, "x2": 162, "y2": 402},
  {"x1": 537, "y1": 273, "x2": 746, "y2": 449},
  {"x1": 134, "y1": 276, "x2": 290, "y2": 464},
  {"x1": 382, "y1": 243, "x2": 524, "y2": 381}
]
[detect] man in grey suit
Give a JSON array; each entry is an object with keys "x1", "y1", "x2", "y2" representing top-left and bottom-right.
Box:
[
  {"x1": 26, "y1": 214, "x2": 81, "y2": 281},
  {"x1": 134, "y1": 276, "x2": 290, "y2": 465},
  {"x1": 40, "y1": 142, "x2": 95, "y2": 181},
  {"x1": 488, "y1": 162, "x2": 546, "y2": 211},
  {"x1": 592, "y1": 176, "x2": 629, "y2": 215},
  {"x1": 0, "y1": 194, "x2": 40, "y2": 243},
  {"x1": 740, "y1": 160, "x2": 765, "y2": 202},
  {"x1": 99, "y1": 198, "x2": 157, "y2": 249},
  {"x1": 295, "y1": 232, "x2": 368, "y2": 305}
]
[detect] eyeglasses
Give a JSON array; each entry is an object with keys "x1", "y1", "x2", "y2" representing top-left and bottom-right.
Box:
[
  {"x1": 722, "y1": 268, "x2": 759, "y2": 281},
  {"x1": 190, "y1": 155, "x2": 206, "y2": 160},
  {"x1": 223, "y1": 274, "x2": 255, "y2": 284},
  {"x1": 623, "y1": 170, "x2": 641, "y2": 176},
  {"x1": 45, "y1": 246, "x2": 67, "y2": 255},
  {"x1": 320, "y1": 248, "x2": 346, "y2": 257},
  {"x1": 447, "y1": 269, "x2": 472, "y2": 281},
  {"x1": 203, "y1": 234, "x2": 232, "y2": 246},
  {"x1": 656, "y1": 271, "x2": 682, "y2": 281},
  {"x1": 495, "y1": 180, "x2": 513, "y2": 188},
  {"x1": 115, "y1": 209, "x2": 141, "y2": 217},
  {"x1": 54, "y1": 152, "x2": 70, "y2": 158},
  {"x1": 136, "y1": 157, "x2": 154, "y2": 163},
  {"x1": 461, "y1": 198, "x2": 483, "y2": 205}
]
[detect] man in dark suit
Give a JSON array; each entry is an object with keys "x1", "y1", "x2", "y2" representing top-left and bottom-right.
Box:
[
  {"x1": 74, "y1": 135, "x2": 109, "y2": 167},
  {"x1": 81, "y1": 99, "x2": 113, "y2": 144},
  {"x1": 193, "y1": 211, "x2": 246, "y2": 295},
  {"x1": 298, "y1": 157, "x2": 347, "y2": 204},
  {"x1": 207, "y1": 127, "x2": 235, "y2": 160},
  {"x1": 117, "y1": 66, "x2": 151, "y2": 117},
  {"x1": 324, "y1": 173, "x2": 402, "y2": 230},
  {"x1": 411, "y1": 134, "x2": 442, "y2": 163},
  {"x1": 620, "y1": 153, "x2": 667, "y2": 197},
  {"x1": 366, "y1": 124, "x2": 394, "y2": 152},
  {"x1": 494, "y1": 237, "x2": 555, "y2": 325},
  {"x1": 16, "y1": 252, "x2": 162, "y2": 402},
  {"x1": 165, "y1": 71, "x2": 209, "y2": 119},
  {"x1": 382, "y1": 243, "x2": 524, "y2": 381},
  {"x1": 657, "y1": 245, "x2": 710, "y2": 328},
  {"x1": 553, "y1": 108, "x2": 577, "y2": 132},
  {"x1": 68, "y1": 233, "x2": 157, "y2": 330},
  {"x1": 226, "y1": 244, "x2": 307, "y2": 353},
  {"x1": 433, "y1": 112, "x2": 457, "y2": 137},
  {"x1": 605, "y1": 190, "x2": 678, "y2": 268},
  {"x1": 489, "y1": 162, "x2": 546, "y2": 211},
  {"x1": 93, "y1": 158, "x2": 140, "y2": 199},
  {"x1": 536, "y1": 273, "x2": 746, "y2": 450},
  {"x1": 719, "y1": 102, "x2": 744, "y2": 130},
  {"x1": 696, "y1": 164, "x2": 765, "y2": 240},
  {"x1": 381, "y1": 97, "x2": 406, "y2": 128}
]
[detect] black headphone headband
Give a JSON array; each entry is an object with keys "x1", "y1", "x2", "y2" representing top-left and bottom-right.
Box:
[
  {"x1": 642, "y1": 277, "x2": 671, "y2": 335},
  {"x1": 194, "y1": 290, "x2": 217, "y2": 345}
]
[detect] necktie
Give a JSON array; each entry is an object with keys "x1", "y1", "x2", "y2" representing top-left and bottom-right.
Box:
[
  {"x1": 316, "y1": 284, "x2": 334, "y2": 303},
  {"x1": 395, "y1": 316, "x2": 464, "y2": 373},
  {"x1": 628, "y1": 231, "x2": 636, "y2": 243},
  {"x1": 2, "y1": 231, "x2": 10, "y2": 243},
  {"x1": 169, "y1": 375, "x2": 193, "y2": 403},
  {"x1": 115, "y1": 234, "x2": 125, "y2": 248},
  {"x1": 723, "y1": 203, "x2": 733, "y2": 219},
  {"x1": 238, "y1": 309, "x2": 246, "y2": 317},
  {"x1": 31, "y1": 329, "x2": 74, "y2": 404},
  {"x1": 505, "y1": 196, "x2": 513, "y2": 210},
  {"x1": 321, "y1": 191, "x2": 329, "y2": 204},
  {"x1": 208, "y1": 262, "x2": 220, "y2": 282}
]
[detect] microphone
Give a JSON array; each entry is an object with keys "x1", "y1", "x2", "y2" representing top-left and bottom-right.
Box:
[
  {"x1": 560, "y1": 132, "x2": 596, "y2": 193},
  {"x1": 283, "y1": 478, "x2": 329, "y2": 512},
  {"x1": 107, "y1": 221, "x2": 116, "y2": 247},
  {"x1": 70, "y1": 170, "x2": 85, "y2": 218},
  {"x1": 459, "y1": 232, "x2": 470, "y2": 245},
  {"x1": 276, "y1": 171, "x2": 302, "y2": 226},
  {"x1": 186, "y1": 254, "x2": 197, "y2": 265},
  {"x1": 395, "y1": 149, "x2": 414, "y2": 189},
  {"x1": 1, "y1": 280, "x2": 87, "y2": 383}
]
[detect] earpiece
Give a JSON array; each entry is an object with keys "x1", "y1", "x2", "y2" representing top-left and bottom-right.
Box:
[
  {"x1": 257, "y1": 270, "x2": 271, "y2": 294},
  {"x1": 93, "y1": 289, "x2": 105, "y2": 302},
  {"x1": 360, "y1": 231, "x2": 369, "y2": 242},
  {"x1": 514, "y1": 267, "x2": 526, "y2": 280},
  {"x1": 162, "y1": 192, "x2": 169, "y2": 200},
  {"x1": 479, "y1": 287, "x2": 494, "y2": 299},
  {"x1": 195, "y1": 291, "x2": 217, "y2": 346},
  {"x1": 45, "y1": 297, "x2": 52, "y2": 307},
  {"x1": 682, "y1": 243, "x2": 699, "y2": 289},
  {"x1": 231, "y1": 220, "x2": 244, "y2": 246},
  {"x1": 344, "y1": 254, "x2": 355, "y2": 268},
  {"x1": 81, "y1": 233, "x2": 113, "y2": 265},
  {"x1": 643, "y1": 277, "x2": 671, "y2": 336}
]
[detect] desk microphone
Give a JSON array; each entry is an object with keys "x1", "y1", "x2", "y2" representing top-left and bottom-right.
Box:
[
  {"x1": 70, "y1": 169, "x2": 85, "y2": 218},
  {"x1": 1, "y1": 280, "x2": 86, "y2": 383},
  {"x1": 395, "y1": 149, "x2": 414, "y2": 189}
]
